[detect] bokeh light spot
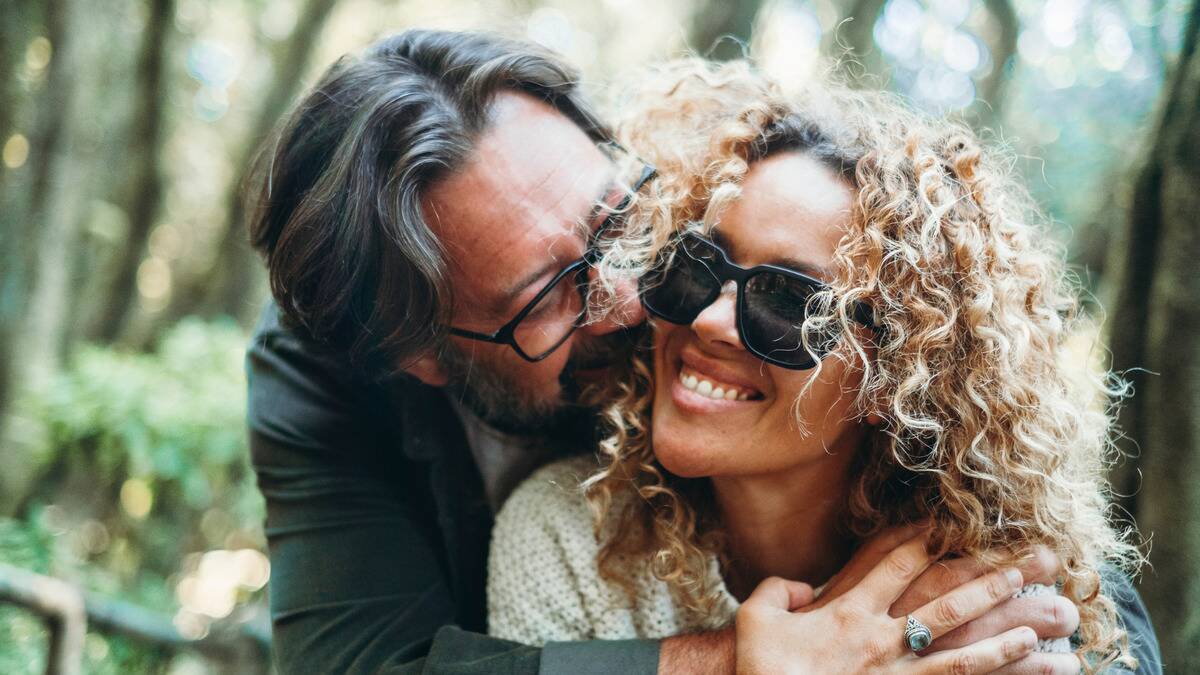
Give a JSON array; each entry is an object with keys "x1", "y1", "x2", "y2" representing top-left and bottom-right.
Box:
[
  {"x1": 121, "y1": 478, "x2": 154, "y2": 519},
  {"x1": 25, "y1": 36, "x2": 52, "y2": 71},
  {"x1": 137, "y1": 256, "x2": 172, "y2": 300},
  {"x1": 3, "y1": 133, "x2": 30, "y2": 169}
]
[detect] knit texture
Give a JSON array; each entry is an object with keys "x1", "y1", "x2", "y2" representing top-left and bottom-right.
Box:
[{"x1": 488, "y1": 456, "x2": 1071, "y2": 654}]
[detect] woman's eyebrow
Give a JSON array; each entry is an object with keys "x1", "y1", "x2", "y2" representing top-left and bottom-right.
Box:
[{"x1": 710, "y1": 229, "x2": 832, "y2": 279}]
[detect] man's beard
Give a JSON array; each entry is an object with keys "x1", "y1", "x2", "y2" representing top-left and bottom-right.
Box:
[
  {"x1": 437, "y1": 327, "x2": 640, "y2": 436},
  {"x1": 438, "y1": 341, "x2": 584, "y2": 436}
]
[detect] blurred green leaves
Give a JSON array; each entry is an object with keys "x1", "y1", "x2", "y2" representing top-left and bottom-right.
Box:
[{"x1": 1, "y1": 319, "x2": 263, "y2": 674}]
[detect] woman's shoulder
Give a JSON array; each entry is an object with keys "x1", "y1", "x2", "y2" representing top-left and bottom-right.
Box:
[
  {"x1": 498, "y1": 455, "x2": 601, "y2": 526},
  {"x1": 492, "y1": 455, "x2": 607, "y2": 579}
]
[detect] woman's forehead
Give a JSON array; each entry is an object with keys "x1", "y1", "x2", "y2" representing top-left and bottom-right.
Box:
[{"x1": 715, "y1": 151, "x2": 853, "y2": 273}]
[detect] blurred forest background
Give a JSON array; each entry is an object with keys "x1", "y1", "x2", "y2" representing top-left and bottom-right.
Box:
[{"x1": 1, "y1": 0, "x2": 1198, "y2": 672}]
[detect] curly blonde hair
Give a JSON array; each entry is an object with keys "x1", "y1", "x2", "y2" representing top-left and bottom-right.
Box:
[{"x1": 582, "y1": 58, "x2": 1143, "y2": 671}]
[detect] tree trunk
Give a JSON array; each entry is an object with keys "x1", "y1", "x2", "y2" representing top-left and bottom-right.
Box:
[
  {"x1": 90, "y1": 0, "x2": 175, "y2": 343},
  {"x1": 1106, "y1": 0, "x2": 1200, "y2": 667},
  {"x1": 688, "y1": 0, "x2": 764, "y2": 61},
  {"x1": 0, "y1": 0, "x2": 40, "y2": 418},
  {"x1": 156, "y1": 0, "x2": 340, "y2": 332},
  {"x1": 0, "y1": 0, "x2": 85, "y2": 515},
  {"x1": 972, "y1": 0, "x2": 1019, "y2": 127}
]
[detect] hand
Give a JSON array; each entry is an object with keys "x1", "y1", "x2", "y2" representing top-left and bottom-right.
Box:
[
  {"x1": 814, "y1": 527, "x2": 1081, "y2": 675},
  {"x1": 735, "y1": 530, "x2": 1039, "y2": 674}
]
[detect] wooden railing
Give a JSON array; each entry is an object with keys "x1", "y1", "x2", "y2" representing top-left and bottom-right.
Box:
[{"x1": 0, "y1": 563, "x2": 271, "y2": 674}]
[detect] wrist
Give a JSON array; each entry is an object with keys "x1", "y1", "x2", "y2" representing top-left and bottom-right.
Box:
[{"x1": 658, "y1": 626, "x2": 735, "y2": 675}]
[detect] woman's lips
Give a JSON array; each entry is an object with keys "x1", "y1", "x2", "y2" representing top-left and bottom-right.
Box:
[
  {"x1": 668, "y1": 350, "x2": 765, "y2": 414},
  {"x1": 678, "y1": 365, "x2": 756, "y2": 401},
  {"x1": 678, "y1": 348, "x2": 765, "y2": 397}
]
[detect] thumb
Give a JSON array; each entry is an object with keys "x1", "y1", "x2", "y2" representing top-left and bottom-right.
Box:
[{"x1": 746, "y1": 576, "x2": 816, "y2": 613}]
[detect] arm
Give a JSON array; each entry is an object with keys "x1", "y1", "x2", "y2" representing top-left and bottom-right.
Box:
[
  {"x1": 248, "y1": 305, "x2": 537, "y2": 675},
  {"x1": 247, "y1": 304, "x2": 663, "y2": 675},
  {"x1": 1101, "y1": 567, "x2": 1161, "y2": 675}
]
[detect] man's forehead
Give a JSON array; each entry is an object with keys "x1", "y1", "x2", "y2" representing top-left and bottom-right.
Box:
[{"x1": 421, "y1": 91, "x2": 611, "y2": 309}]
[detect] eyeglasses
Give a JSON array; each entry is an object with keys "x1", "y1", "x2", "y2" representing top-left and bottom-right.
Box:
[
  {"x1": 447, "y1": 149, "x2": 656, "y2": 362},
  {"x1": 639, "y1": 231, "x2": 877, "y2": 370}
]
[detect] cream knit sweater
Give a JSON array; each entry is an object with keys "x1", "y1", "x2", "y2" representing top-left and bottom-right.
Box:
[{"x1": 488, "y1": 456, "x2": 1071, "y2": 654}]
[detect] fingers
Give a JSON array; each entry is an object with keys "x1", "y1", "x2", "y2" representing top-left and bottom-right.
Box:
[
  {"x1": 808, "y1": 523, "x2": 926, "y2": 610},
  {"x1": 892, "y1": 546, "x2": 1061, "y2": 617},
  {"x1": 744, "y1": 576, "x2": 815, "y2": 614},
  {"x1": 929, "y1": 595, "x2": 1080, "y2": 652},
  {"x1": 990, "y1": 652, "x2": 1083, "y2": 675},
  {"x1": 911, "y1": 566, "x2": 1026, "y2": 639},
  {"x1": 811, "y1": 522, "x2": 928, "y2": 608},
  {"x1": 855, "y1": 532, "x2": 937, "y2": 611},
  {"x1": 914, "y1": 626, "x2": 1038, "y2": 675}
]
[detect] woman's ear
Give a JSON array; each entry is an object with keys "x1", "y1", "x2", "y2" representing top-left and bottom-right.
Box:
[
  {"x1": 402, "y1": 353, "x2": 448, "y2": 387},
  {"x1": 866, "y1": 411, "x2": 882, "y2": 427}
]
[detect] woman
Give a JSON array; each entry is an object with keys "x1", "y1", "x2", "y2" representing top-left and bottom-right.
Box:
[{"x1": 487, "y1": 60, "x2": 1141, "y2": 673}]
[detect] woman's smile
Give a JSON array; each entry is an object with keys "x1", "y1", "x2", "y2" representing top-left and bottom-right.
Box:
[{"x1": 670, "y1": 345, "x2": 767, "y2": 412}]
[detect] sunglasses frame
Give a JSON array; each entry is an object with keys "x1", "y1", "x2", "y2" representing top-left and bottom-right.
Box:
[{"x1": 640, "y1": 231, "x2": 877, "y2": 370}]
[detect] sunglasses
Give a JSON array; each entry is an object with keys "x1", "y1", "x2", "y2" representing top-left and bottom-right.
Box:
[{"x1": 639, "y1": 231, "x2": 877, "y2": 370}]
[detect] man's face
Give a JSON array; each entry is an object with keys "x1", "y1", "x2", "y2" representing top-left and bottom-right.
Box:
[{"x1": 420, "y1": 91, "x2": 643, "y2": 431}]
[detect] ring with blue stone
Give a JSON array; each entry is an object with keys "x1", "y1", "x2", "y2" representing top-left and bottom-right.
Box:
[{"x1": 904, "y1": 615, "x2": 933, "y2": 652}]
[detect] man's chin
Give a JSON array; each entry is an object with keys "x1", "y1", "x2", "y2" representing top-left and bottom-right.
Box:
[{"x1": 439, "y1": 343, "x2": 587, "y2": 435}]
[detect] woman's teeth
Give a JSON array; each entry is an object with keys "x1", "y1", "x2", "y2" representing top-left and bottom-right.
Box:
[{"x1": 679, "y1": 368, "x2": 752, "y2": 401}]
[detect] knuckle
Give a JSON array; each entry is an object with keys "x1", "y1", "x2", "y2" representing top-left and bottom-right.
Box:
[
  {"x1": 949, "y1": 652, "x2": 977, "y2": 675},
  {"x1": 935, "y1": 596, "x2": 968, "y2": 626},
  {"x1": 862, "y1": 638, "x2": 891, "y2": 667},
  {"x1": 1000, "y1": 637, "x2": 1023, "y2": 660},
  {"x1": 885, "y1": 551, "x2": 919, "y2": 580},
  {"x1": 986, "y1": 573, "x2": 1014, "y2": 600}
]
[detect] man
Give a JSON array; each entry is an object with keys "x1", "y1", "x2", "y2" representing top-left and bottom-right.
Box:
[{"x1": 245, "y1": 29, "x2": 1159, "y2": 674}]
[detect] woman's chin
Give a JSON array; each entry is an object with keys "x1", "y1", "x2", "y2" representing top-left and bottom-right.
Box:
[{"x1": 650, "y1": 431, "x2": 721, "y2": 478}]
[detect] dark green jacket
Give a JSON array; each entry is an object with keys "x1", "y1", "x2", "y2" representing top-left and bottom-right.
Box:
[
  {"x1": 247, "y1": 304, "x2": 658, "y2": 674},
  {"x1": 246, "y1": 303, "x2": 1160, "y2": 674}
]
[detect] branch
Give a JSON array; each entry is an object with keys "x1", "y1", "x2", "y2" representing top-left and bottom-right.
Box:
[
  {"x1": 0, "y1": 563, "x2": 271, "y2": 673},
  {"x1": 0, "y1": 564, "x2": 86, "y2": 675}
]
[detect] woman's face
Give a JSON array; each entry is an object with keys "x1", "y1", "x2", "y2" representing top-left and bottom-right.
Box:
[{"x1": 650, "y1": 150, "x2": 870, "y2": 480}]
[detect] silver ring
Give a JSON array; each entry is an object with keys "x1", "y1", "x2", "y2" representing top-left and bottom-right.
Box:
[{"x1": 904, "y1": 615, "x2": 933, "y2": 652}]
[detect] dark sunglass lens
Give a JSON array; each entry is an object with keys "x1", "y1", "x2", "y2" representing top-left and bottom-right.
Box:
[
  {"x1": 742, "y1": 272, "x2": 836, "y2": 367},
  {"x1": 641, "y1": 247, "x2": 719, "y2": 324}
]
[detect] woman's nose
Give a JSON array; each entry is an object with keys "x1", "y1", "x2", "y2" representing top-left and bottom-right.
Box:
[{"x1": 690, "y1": 281, "x2": 743, "y2": 350}]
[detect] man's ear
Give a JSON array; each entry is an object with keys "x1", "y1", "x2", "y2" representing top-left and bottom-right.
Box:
[{"x1": 402, "y1": 353, "x2": 449, "y2": 387}]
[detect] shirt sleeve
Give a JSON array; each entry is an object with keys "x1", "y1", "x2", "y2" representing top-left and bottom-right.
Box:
[
  {"x1": 246, "y1": 305, "x2": 660, "y2": 675},
  {"x1": 1101, "y1": 567, "x2": 1162, "y2": 675},
  {"x1": 247, "y1": 310, "x2": 536, "y2": 675}
]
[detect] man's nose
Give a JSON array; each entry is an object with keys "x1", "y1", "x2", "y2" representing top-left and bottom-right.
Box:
[{"x1": 580, "y1": 273, "x2": 646, "y2": 335}]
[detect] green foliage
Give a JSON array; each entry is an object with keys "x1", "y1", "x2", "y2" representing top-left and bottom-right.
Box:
[{"x1": 1, "y1": 319, "x2": 265, "y2": 673}]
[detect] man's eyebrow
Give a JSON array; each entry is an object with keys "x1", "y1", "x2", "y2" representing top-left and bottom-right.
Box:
[
  {"x1": 711, "y1": 229, "x2": 833, "y2": 279},
  {"x1": 497, "y1": 180, "x2": 617, "y2": 309}
]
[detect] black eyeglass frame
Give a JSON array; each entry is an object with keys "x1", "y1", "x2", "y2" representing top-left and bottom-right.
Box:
[
  {"x1": 446, "y1": 154, "x2": 657, "y2": 362},
  {"x1": 640, "y1": 231, "x2": 878, "y2": 370}
]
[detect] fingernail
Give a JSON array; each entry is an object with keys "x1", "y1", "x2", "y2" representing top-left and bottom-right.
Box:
[
  {"x1": 1020, "y1": 627, "x2": 1037, "y2": 649},
  {"x1": 1005, "y1": 568, "x2": 1023, "y2": 588}
]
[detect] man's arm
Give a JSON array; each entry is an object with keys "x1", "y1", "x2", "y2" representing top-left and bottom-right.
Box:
[
  {"x1": 247, "y1": 304, "x2": 663, "y2": 675},
  {"x1": 1102, "y1": 568, "x2": 1161, "y2": 675}
]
